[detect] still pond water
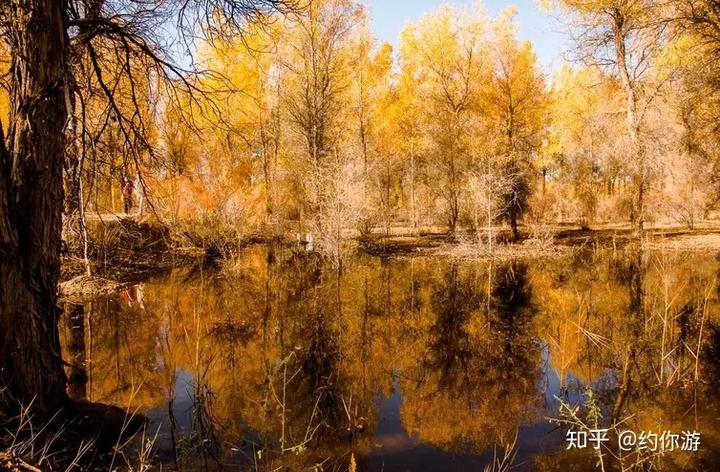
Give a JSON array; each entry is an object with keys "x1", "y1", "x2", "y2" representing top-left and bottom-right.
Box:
[{"x1": 61, "y1": 245, "x2": 720, "y2": 471}]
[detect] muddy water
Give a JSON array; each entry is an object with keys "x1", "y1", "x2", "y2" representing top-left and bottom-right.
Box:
[{"x1": 61, "y1": 246, "x2": 720, "y2": 470}]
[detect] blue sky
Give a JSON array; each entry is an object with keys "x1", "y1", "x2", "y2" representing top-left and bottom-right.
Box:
[{"x1": 362, "y1": 0, "x2": 569, "y2": 72}]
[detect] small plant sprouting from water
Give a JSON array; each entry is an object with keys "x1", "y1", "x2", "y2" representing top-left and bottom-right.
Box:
[
  {"x1": 265, "y1": 351, "x2": 322, "y2": 457},
  {"x1": 235, "y1": 350, "x2": 329, "y2": 471},
  {"x1": 109, "y1": 384, "x2": 160, "y2": 472},
  {"x1": 550, "y1": 388, "x2": 610, "y2": 471},
  {"x1": 550, "y1": 387, "x2": 666, "y2": 472},
  {"x1": 651, "y1": 253, "x2": 716, "y2": 389},
  {"x1": 483, "y1": 428, "x2": 519, "y2": 472}
]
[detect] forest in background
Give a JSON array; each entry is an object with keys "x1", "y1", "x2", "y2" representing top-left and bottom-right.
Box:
[
  {"x1": 1, "y1": 0, "x2": 720, "y2": 469},
  {"x1": 2, "y1": 0, "x2": 719, "y2": 260}
]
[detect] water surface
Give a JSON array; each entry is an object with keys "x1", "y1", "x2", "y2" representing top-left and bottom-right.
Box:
[{"x1": 61, "y1": 246, "x2": 720, "y2": 470}]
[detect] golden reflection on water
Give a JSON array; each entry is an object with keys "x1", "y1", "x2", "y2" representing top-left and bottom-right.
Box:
[{"x1": 61, "y1": 246, "x2": 720, "y2": 470}]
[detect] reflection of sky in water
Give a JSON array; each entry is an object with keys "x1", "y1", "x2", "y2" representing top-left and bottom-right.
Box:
[
  {"x1": 368, "y1": 372, "x2": 497, "y2": 471},
  {"x1": 146, "y1": 369, "x2": 194, "y2": 434},
  {"x1": 365, "y1": 344, "x2": 567, "y2": 470}
]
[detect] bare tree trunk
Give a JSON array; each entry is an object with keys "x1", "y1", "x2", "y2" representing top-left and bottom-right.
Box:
[
  {"x1": 409, "y1": 152, "x2": 417, "y2": 235},
  {"x1": 0, "y1": 0, "x2": 70, "y2": 415},
  {"x1": 509, "y1": 206, "x2": 520, "y2": 241},
  {"x1": 487, "y1": 204, "x2": 493, "y2": 253},
  {"x1": 612, "y1": 9, "x2": 645, "y2": 239},
  {"x1": 385, "y1": 158, "x2": 391, "y2": 237},
  {"x1": 505, "y1": 108, "x2": 522, "y2": 242},
  {"x1": 63, "y1": 78, "x2": 83, "y2": 253},
  {"x1": 63, "y1": 123, "x2": 90, "y2": 275},
  {"x1": 448, "y1": 149, "x2": 459, "y2": 235}
]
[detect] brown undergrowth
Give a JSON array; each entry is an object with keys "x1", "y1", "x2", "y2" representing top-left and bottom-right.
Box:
[
  {"x1": 60, "y1": 217, "x2": 205, "y2": 300},
  {"x1": 0, "y1": 395, "x2": 148, "y2": 472}
]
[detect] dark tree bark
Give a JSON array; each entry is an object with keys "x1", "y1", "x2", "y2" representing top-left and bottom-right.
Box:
[
  {"x1": 0, "y1": 0, "x2": 70, "y2": 415},
  {"x1": 509, "y1": 206, "x2": 520, "y2": 241}
]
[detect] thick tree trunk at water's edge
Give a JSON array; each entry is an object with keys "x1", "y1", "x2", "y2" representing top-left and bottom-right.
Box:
[{"x1": 0, "y1": 0, "x2": 70, "y2": 415}]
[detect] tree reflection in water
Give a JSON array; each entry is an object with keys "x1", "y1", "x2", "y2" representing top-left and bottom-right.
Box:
[{"x1": 60, "y1": 245, "x2": 720, "y2": 470}]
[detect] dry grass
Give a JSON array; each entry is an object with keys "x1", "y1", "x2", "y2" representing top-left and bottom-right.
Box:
[
  {"x1": 0, "y1": 400, "x2": 94, "y2": 472},
  {"x1": 643, "y1": 233, "x2": 720, "y2": 251}
]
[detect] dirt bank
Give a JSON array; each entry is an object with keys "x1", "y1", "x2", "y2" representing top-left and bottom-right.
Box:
[
  {"x1": 60, "y1": 217, "x2": 205, "y2": 300},
  {"x1": 356, "y1": 222, "x2": 720, "y2": 258},
  {"x1": 60, "y1": 220, "x2": 720, "y2": 300}
]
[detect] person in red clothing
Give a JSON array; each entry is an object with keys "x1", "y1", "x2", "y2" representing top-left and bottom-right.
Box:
[{"x1": 122, "y1": 176, "x2": 134, "y2": 214}]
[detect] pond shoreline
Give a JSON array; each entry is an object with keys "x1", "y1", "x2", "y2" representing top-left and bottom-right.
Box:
[{"x1": 59, "y1": 222, "x2": 720, "y2": 299}]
